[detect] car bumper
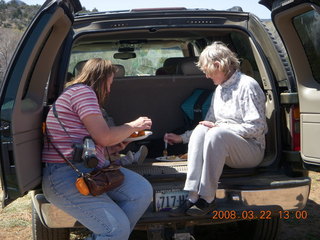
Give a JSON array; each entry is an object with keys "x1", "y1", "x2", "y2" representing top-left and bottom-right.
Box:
[{"x1": 31, "y1": 177, "x2": 311, "y2": 228}]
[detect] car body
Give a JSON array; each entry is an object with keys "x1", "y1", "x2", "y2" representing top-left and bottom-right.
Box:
[{"x1": 0, "y1": 0, "x2": 319, "y2": 239}]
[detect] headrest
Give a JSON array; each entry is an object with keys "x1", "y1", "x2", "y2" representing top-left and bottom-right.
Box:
[
  {"x1": 163, "y1": 57, "x2": 184, "y2": 68},
  {"x1": 179, "y1": 58, "x2": 203, "y2": 75},
  {"x1": 73, "y1": 60, "x2": 87, "y2": 76},
  {"x1": 240, "y1": 59, "x2": 254, "y2": 78},
  {"x1": 157, "y1": 57, "x2": 184, "y2": 75},
  {"x1": 113, "y1": 64, "x2": 125, "y2": 78}
]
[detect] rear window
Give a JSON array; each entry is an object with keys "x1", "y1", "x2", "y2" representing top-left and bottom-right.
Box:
[
  {"x1": 293, "y1": 9, "x2": 320, "y2": 83},
  {"x1": 68, "y1": 41, "x2": 185, "y2": 77}
]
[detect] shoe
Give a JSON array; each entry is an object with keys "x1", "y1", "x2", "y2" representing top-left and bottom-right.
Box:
[
  {"x1": 120, "y1": 151, "x2": 134, "y2": 166},
  {"x1": 186, "y1": 198, "x2": 216, "y2": 216},
  {"x1": 133, "y1": 145, "x2": 148, "y2": 164},
  {"x1": 169, "y1": 200, "x2": 195, "y2": 217}
]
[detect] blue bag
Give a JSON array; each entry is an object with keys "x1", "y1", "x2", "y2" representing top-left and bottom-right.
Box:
[{"x1": 181, "y1": 89, "x2": 213, "y2": 129}]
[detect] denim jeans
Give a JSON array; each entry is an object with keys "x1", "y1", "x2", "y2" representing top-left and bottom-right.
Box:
[{"x1": 42, "y1": 162, "x2": 153, "y2": 240}]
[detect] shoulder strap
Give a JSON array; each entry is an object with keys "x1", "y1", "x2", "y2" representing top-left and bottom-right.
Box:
[
  {"x1": 46, "y1": 131, "x2": 83, "y2": 177},
  {"x1": 52, "y1": 103, "x2": 73, "y2": 139},
  {"x1": 47, "y1": 102, "x2": 83, "y2": 177}
]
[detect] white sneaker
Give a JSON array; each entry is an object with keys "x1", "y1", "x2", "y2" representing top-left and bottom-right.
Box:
[
  {"x1": 120, "y1": 151, "x2": 134, "y2": 166},
  {"x1": 132, "y1": 145, "x2": 148, "y2": 165}
]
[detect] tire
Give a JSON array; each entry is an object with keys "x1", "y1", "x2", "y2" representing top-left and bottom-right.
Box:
[
  {"x1": 238, "y1": 216, "x2": 280, "y2": 240},
  {"x1": 32, "y1": 203, "x2": 70, "y2": 240}
]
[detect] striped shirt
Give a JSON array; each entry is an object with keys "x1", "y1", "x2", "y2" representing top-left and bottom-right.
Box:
[{"x1": 42, "y1": 84, "x2": 106, "y2": 166}]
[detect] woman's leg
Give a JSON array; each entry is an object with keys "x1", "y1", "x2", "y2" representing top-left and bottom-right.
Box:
[
  {"x1": 184, "y1": 124, "x2": 209, "y2": 192},
  {"x1": 199, "y1": 127, "x2": 264, "y2": 200},
  {"x1": 42, "y1": 163, "x2": 151, "y2": 240},
  {"x1": 107, "y1": 167, "x2": 153, "y2": 231}
]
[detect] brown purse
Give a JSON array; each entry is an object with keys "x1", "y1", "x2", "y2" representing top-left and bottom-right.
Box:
[{"x1": 83, "y1": 164, "x2": 124, "y2": 196}]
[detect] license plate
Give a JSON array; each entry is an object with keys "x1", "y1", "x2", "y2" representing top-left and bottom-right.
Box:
[{"x1": 155, "y1": 190, "x2": 188, "y2": 212}]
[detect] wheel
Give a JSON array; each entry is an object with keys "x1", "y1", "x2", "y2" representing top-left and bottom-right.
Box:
[
  {"x1": 238, "y1": 216, "x2": 280, "y2": 240},
  {"x1": 32, "y1": 202, "x2": 70, "y2": 240}
]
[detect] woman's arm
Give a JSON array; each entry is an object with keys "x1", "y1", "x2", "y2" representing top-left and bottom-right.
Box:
[{"x1": 82, "y1": 114, "x2": 152, "y2": 147}]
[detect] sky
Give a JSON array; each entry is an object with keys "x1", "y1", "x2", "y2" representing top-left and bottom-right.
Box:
[{"x1": 16, "y1": 0, "x2": 272, "y2": 19}]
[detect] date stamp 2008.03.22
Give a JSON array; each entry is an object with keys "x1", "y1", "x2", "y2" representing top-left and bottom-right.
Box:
[{"x1": 212, "y1": 210, "x2": 308, "y2": 220}]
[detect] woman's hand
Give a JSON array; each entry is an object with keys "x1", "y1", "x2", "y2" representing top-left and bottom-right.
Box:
[
  {"x1": 199, "y1": 120, "x2": 216, "y2": 128},
  {"x1": 164, "y1": 133, "x2": 183, "y2": 145},
  {"x1": 127, "y1": 116, "x2": 152, "y2": 131}
]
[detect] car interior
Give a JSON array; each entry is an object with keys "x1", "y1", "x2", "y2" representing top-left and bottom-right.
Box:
[{"x1": 65, "y1": 28, "x2": 277, "y2": 172}]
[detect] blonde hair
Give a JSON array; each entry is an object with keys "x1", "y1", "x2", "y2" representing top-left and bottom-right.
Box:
[
  {"x1": 66, "y1": 58, "x2": 117, "y2": 106},
  {"x1": 197, "y1": 41, "x2": 240, "y2": 76}
]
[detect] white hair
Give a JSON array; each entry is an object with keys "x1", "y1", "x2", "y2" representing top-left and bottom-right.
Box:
[{"x1": 197, "y1": 41, "x2": 240, "y2": 76}]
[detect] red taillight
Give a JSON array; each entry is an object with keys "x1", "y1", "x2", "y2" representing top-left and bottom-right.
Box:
[{"x1": 291, "y1": 106, "x2": 300, "y2": 151}]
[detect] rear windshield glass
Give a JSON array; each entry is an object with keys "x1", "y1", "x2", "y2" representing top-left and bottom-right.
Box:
[
  {"x1": 293, "y1": 9, "x2": 320, "y2": 83},
  {"x1": 69, "y1": 41, "x2": 185, "y2": 77}
]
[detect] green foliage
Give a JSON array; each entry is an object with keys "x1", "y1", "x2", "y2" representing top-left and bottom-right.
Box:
[
  {"x1": 0, "y1": 1, "x2": 40, "y2": 30},
  {"x1": 0, "y1": 1, "x2": 99, "y2": 31}
]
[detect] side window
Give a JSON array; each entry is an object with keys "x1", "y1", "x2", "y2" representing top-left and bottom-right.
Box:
[
  {"x1": 230, "y1": 32, "x2": 261, "y2": 82},
  {"x1": 68, "y1": 41, "x2": 185, "y2": 77},
  {"x1": 293, "y1": 9, "x2": 320, "y2": 83}
]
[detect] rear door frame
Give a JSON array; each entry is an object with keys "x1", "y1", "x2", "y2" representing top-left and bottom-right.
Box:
[
  {"x1": 261, "y1": 0, "x2": 320, "y2": 171},
  {"x1": 0, "y1": 0, "x2": 81, "y2": 207}
]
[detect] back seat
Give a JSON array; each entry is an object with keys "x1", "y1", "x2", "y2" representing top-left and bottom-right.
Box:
[{"x1": 106, "y1": 57, "x2": 213, "y2": 141}]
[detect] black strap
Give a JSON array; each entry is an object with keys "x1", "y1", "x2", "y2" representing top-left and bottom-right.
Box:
[
  {"x1": 46, "y1": 131, "x2": 83, "y2": 177},
  {"x1": 52, "y1": 103, "x2": 73, "y2": 140},
  {"x1": 46, "y1": 102, "x2": 83, "y2": 177},
  {"x1": 51, "y1": 83, "x2": 85, "y2": 143},
  {"x1": 49, "y1": 101, "x2": 113, "y2": 172},
  {"x1": 52, "y1": 102, "x2": 111, "y2": 161}
]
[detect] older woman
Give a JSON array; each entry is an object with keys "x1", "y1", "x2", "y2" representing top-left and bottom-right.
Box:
[
  {"x1": 168, "y1": 42, "x2": 267, "y2": 217},
  {"x1": 42, "y1": 58, "x2": 153, "y2": 240}
]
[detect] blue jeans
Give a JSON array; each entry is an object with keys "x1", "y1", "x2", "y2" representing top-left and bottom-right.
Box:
[{"x1": 42, "y1": 162, "x2": 153, "y2": 240}]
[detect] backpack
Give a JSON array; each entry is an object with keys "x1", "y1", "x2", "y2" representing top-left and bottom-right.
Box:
[{"x1": 181, "y1": 88, "x2": 214, "y2": 129}]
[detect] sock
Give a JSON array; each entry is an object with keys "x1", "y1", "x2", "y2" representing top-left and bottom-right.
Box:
[
  {"x1": 201, "y1": 195, "x2": 215, "y2": 204},
  {"x1": 188, "y1": 191, "x2": 199, "y2": 203}
]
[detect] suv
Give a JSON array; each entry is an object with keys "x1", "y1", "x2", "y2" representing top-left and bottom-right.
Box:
[{"x1": 0, "y1": 0, "x2": 319, "y2": 239}]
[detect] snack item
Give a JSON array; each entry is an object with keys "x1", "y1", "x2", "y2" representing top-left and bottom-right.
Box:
[
  {"x1": 166, "y1": 155, "x2": 180, "y2": 160},
  {"x1": 179, "y1": 153, "x2": 188, "y2": 159},
  {"x1": 130, "y1": 132, "x2": 139, "y2": 138},
  {"x1": 130, "y1": 130, "x2": 145, "y2": 138},
  {"x1": 138, "y1": 130, "x2": 146, "y2": 136}
]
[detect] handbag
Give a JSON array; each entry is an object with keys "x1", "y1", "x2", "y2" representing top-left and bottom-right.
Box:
[
  {"x1": 47, "y1": 102, "x2": 124, "y2": 196},
  {"x1": 74, "y1": 162, "x2": 124, "y2": 196},
  {"x1": 81, "y1": 164, "x2": 124, "y2": 196}
]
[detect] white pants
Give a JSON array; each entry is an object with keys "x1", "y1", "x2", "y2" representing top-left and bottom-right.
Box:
[{"x1": 184, "y1": 125, "x2": 264, "y2": 199}]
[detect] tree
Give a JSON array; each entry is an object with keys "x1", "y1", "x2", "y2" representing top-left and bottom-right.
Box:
[{"x1": 0, "y1": 28, "x2": 22, "y2": 82}]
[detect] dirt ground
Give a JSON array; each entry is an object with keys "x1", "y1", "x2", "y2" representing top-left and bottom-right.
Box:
[
  {"x1": 277, "y1": 171, "x2": 320, "y2": 240},
  {"x1": 0, "y1": 172, "x2": 319, "y2": 240}
]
